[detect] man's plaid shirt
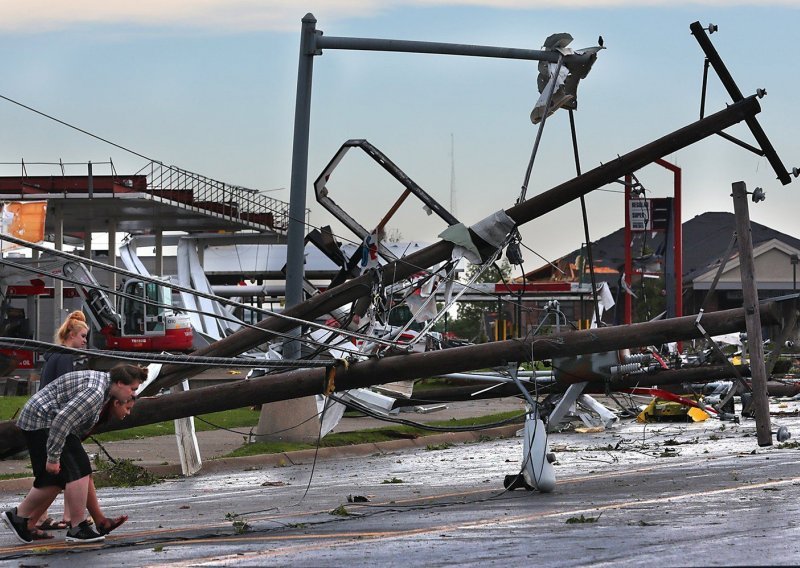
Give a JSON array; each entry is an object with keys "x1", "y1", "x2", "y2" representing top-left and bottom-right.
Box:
[{"x1": 16, "y1": 370, "x2": 111, "y2": 463}]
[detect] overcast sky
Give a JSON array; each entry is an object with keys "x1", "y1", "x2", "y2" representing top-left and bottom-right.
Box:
[{"x1": 1, "y1": 1, "x2": 798, "y2": 274}]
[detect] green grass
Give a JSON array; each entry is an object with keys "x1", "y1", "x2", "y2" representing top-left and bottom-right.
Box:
[
  {"x1": 412, "y1": 378, "x2": 453, "y2": 391},
  {"x1": 1, "y1": 394, "x2": 524, "y2": 459},
  {"x1": 0, "y1": 472, "x2": 32, "y2": 481},
  {"x1": 92, "y1": 407, "x2": 261, "y2": 442},
  {"x1": 224, "y1": 410, "x2": 524, "y2": 458},
  {"x1": 0, "y1": 396, "x2": 28, "y2": 420},
  {"x1": 0, "y1": 396, "x2": 261, "y2": 443},
  {"x1": 413, "y1": 373, "x2": 547, "y2": 392}
]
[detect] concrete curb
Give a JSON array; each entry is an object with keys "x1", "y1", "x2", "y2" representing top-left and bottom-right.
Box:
[
  {"x1": 0, "y1": 424, "x2": 521, "y2": 493},
  {"x1": 0, "y1": 477, "x2": 34, "y2": 494}
]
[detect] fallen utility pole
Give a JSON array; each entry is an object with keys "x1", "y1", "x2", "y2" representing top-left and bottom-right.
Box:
[
  {"x1": 82, "y1": 299, "x2": 797, "y2": 429},
  {"x1": 145, "y1": 95, "x2": 764, "y2": 395},
  {"x1": 422, "y1": 366, "x2": 800, "y2": 406},
  {"x1": 390, "y1": 365, "x2": 755, "y2": 404},
  {"x1": 1, "y1": 298, "x2": 789, "y2": 456}
]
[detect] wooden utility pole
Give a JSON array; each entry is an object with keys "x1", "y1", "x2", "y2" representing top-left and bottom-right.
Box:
[
  {"x1": 731, "y1": 181, "x2": 773, "y2": 446},
  {"x1": 144, "y1": 96, "x2": 763, "y2": 395},
  {"x1": 1, "y1": 298, "x2": 789, "y2": 456},
  {"x1": 389, "y1": 364, "x2": 755, "y2": 404},
  {"x1": 84, "y1": 299, "x2": 793, "y2": 431}
]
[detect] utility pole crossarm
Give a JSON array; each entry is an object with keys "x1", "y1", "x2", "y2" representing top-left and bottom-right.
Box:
[{"x1": 690, "y1": 21, "x2": 792, "y2": 185}]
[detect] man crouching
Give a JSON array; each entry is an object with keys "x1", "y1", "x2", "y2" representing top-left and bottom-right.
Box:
[{"x1": 3, "y1": 363, "x2": 145, "y2": 544}]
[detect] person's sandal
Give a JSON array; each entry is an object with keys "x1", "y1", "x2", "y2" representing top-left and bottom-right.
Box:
[
  {"x1": 37, "y1": 517, "x2": 69, "y2": 531},
  {"x1": 97, "y1": 515, "x2": 128, "y2": 535},
  {"x1": 30, "y1": 527, "x2": 54, "y2": 540}
]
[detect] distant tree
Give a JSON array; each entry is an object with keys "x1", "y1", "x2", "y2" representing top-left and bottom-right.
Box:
[
  {"x1": 633, "y1": 275, "x2": 667, "y2": 323},
  {"x1": 385, "y1": 228, "x2": 402, "y2": 243},
  {"x1": 448, "y1": 260, "x2": 512, "y2": 342}
]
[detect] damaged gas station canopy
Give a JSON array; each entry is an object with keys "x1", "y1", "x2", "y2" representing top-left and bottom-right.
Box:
[{"x1": 531, "y1": 32, "x2": 605, "y2": 124}]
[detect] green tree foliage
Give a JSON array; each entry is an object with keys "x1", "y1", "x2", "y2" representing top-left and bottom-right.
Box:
[
  {"x1": 632, "y1": 276, "x2": 666, "y2": 322},
  {"x1": 447, "y1": 260, "x2": 512, "y2": 342}
]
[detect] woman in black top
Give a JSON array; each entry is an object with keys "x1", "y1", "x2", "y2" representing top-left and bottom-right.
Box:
[
  {"x1": 34, "y1": 310, "x2": 91, "y2": 533},
  {"x1": 39, "y1": 311, "x2": 89, "y2": 390}
]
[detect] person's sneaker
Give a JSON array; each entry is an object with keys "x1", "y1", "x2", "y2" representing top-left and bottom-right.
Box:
[
  {"x1": 2, "y1": 507, "x2": 33, "y2": 544},
  {"x1": 65, "y1": 520, "x2": 105, "y2": 544}
]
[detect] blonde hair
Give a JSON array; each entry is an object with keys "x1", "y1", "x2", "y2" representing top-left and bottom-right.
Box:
[{"x1": 55, "y1": 310, "x2": 89, "y2": 345}]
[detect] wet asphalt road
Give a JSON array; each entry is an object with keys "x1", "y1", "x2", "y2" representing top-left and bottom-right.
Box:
[{"x1": 3, "y1": 410, "x2": 800, "y2": 567}]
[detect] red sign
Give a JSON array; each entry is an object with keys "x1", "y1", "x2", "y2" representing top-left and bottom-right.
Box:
[{"x1": 0, "y1": 348, "x2": 35, "y2": 369}]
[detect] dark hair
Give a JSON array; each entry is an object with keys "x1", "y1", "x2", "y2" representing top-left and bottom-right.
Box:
[
  {"x1": 112, "y1": 396, "x2": 136, "y2": 404},
  {"x1": 108, "y1": 364, "x2": 148, "y2": 385}
]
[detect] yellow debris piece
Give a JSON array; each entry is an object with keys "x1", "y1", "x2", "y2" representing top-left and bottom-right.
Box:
[
  {"x1": 636, "y1": 399, "x2": 657, "y2": 423},
  {"x1": 686, "y1": 406, "x2": 710, "y2": 422},
  {"x1": 637, "y1": 396, "x2": 709, "y2": 423},
  {"x1": 574, "y1": 426, "x2": 605, "y2": 433}
]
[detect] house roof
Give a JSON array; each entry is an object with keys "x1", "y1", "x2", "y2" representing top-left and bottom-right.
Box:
[{"x1": 526, "y1": 211, "x2": 800, "y2": 283}]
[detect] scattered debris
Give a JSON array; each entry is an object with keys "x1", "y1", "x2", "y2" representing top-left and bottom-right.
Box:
[
  {"x1": 347, "y1": 494, "x2": 370, "y2": 503},
  {"x1": 382, "y1": 477, "x2": 404, "y2": 484},
  {"x1": 93, "y1": 457, "x2": 161, "y2": 488},
  {"x1": 566, "y1": 514, "x2": 601, "y2": 524},
  {"x1": 425, "y1": 442, "x2": 453, "y2": 451},
  {"x1": 503, "y1": 474, "x2": 534, "y2": 491},
  {"x1": 232, "y1": 519, "x2": 250, "y2": 534},
  {"x1": 637, "y1": 395, "x2": 711, "y2": 423},
  {"x1": 574, "y1": 426, "x2": 605, "y2": 434}
]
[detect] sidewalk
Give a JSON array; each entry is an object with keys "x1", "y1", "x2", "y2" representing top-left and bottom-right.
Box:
[{"x1": 0, "y1": 397, "x2": 527, "y2": 491}]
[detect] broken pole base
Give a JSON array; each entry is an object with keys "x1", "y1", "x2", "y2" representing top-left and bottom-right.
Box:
[
  {"x1": 254, "y1": 396, "x2": 321, "y2": 444},
  {"x1": 173, "y1": 380, "x2": 202, "y2": 476}
]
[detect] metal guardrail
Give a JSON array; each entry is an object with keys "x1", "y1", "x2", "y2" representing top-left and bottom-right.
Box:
[{"x1": 138, "y1": 161, "x2": 291, "y2": 233}]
